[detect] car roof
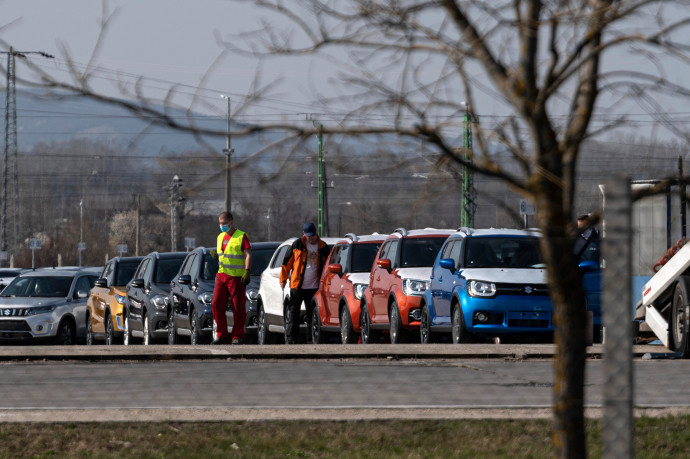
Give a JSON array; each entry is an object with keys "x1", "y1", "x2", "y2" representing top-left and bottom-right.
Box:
[
  {"x1": 20, "y1": 268, "x2": 99, "y2": 278},
  {"x1": 146, "y1": 251, "x2": 188, "y2": 259},
  {"x1": 110, "y1": 256, "x2": 144, "y2": 263},
  {"x1": 449, "y1": 228, "x2": 542, "y2": 239},
  {"x1": 335, "y1": 233, "x2": 387, "y2": 244},
  {"x1": 385, "y1": 227, "x2": 456, "y2": 239},
  {"x1": 251, "y1": 241, "x2": 283, "y2": 249}
]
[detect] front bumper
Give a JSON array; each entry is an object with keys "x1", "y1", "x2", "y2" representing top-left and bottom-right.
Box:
[
  {"x1": 461, "y1": 295, "x2": 554, "y2": 335},
  {"x1": 0, "y1": 312, "x2": 62, "y2": 341}
]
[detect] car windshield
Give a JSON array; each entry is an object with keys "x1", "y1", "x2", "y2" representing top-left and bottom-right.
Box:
[
  {"x1": 1, "y1": 276, "x2": 73, "y2": 297},
  {"x1": 351, "y1": 243, "x2": 381, "y2": 273},
  {"x1": 465, "y1": 236, "x2": 544, "y2": 269},
  {"x1": 251, "y1": 247, "x2": 277, "y2": 276},
  {"x1": 202, "y1": 254, "x2": 219, "y2": 281},
  {"x1": 154, "y1": 258, "x2": 185, "y2": 284},
  {"x1": 400, "y1": 237, "x2": 447, "y2": 268},
  {"x1": 114, "y1": 261, "x2": 141, "y2": 286}
]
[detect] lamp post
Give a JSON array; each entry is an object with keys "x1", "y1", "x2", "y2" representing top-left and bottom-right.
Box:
[
  {"x1": 220, "y1": 94, "x2": 234, "y2": 212},
  {"x1": 79, "y1": 199, "x2": 83, "y2": 266},
  {"x1": 170, "y1": 176, "x2": 183, "y2": 251}
]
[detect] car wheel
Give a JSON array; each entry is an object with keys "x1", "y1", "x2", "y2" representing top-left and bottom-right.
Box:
[
  {"x1": 389, "y1": 301, "x2": 407, "y2": 344},
  {"x1": 283, "y1": 303, "x2": 293, "y2": 344},
  {"x1": 143, "y1": 313, "x2": 151, "y2": 346},
  {"x1": 671, "y1": 277, "x2": 690, "y2": 357},
  {"x1": 86, "y1": 314, "x2": 94, "y2": 345},
  {"x1": 190, "y1": 309, "x2": 202, "y2": 345},
  {"x1": 311, "y1": 306, "x2": 327, "y2": 344},
  {"x1": 451, "y1": 304, "x2": 471, "y2": 344},
  {"x1": 360, "y1": 301, "x2": 379, "y2": 344},
  {"x1": 54, "y1": 319, "x2": 76, "y2": 346},
  {"x1": 420, "y1": 304, "x2": 434, "y2": 344},
  {"x1": 168, "y1": 309, "x2": 180, "y2": 345},
  {"x1": 340, "y1": 306, "x2": 357, "y2": 344},
  {"x1": 258, "y1": 305, "x2": 274, "y2": 345},
  {"x1": 105, "y1": 314, "x2": 114, "y2": 345}
]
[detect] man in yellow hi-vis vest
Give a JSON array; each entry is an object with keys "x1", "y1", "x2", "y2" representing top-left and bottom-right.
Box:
[{"x1": 210, "y1": 211, "x2": 252, "y2": 344}]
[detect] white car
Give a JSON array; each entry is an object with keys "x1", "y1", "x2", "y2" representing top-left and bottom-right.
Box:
[{"x1": 256, "y1": 237, "x2": 340, "y2": 344}]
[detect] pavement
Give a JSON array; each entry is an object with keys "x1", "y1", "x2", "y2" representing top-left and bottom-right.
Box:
[{"x1": 0, "y1": 342, "x2": 673, "y2": 361}]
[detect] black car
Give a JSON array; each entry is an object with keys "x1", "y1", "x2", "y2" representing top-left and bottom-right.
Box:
[
  {"x1": 124, "y1": 251, "x2": 187, "y2": 345},
  {"x1": 167, "y1": 247, "x2": 217, "y2": 345}
]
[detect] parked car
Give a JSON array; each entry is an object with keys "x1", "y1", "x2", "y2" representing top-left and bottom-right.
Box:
[
  {"x1": 419, "y1": 228, "x2": 553, "y2": 344},
  {"x1": 0, "y1": 268, "x2": 25, "y2": 292},
  {"x1": 85, "y1": 256, "x2": 143, "y2": 345},
  {"x1": 579, "y1": 238, "x2": 603, "y2": 343},
  {"x1": 311, "y1": 233, "x2": 385, "y2": 344},
  {"x1": 241, "y1": 241, "x2": 282, "y2": 343},
  {"x1": 168, "y1": 247, "x2": 217, "y2": 345},
  {"x1": 124, "y1": 251, "x2": 187, "y2": 345},
  {"x1": 360, "y1": 228, "x2": 454, "y2": 344},
  {"x1": 0, "y1": 268, "x2": 99, "y2": 344},
  {"x1": 256, "y1": 237, "x2": 340, "y2": 344}
]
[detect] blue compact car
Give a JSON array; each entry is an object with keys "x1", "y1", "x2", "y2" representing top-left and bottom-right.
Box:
[{"x1": 420, "y1": 228, "x2": 554, "y2": 344}]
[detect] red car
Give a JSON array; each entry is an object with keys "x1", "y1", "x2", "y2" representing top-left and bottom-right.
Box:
[
  {"x1": 361, "y1": 228, "x2": 453, "y2": 344},
  {"x1": 311, "y1": 233, "x2": 385, "y2": 344}
]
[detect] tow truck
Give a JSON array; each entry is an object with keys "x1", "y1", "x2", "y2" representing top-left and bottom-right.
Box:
[{"x1": 636, "y1": 240, "x2": 690, "y2": 358}]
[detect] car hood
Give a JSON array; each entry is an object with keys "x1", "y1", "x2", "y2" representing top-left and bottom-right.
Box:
[
  {"x1": 393, "y1": 267, "x2": 432, "y2": 281},
  {"x1": 195, "y1": 280, "x2": 215, "y2": 293},
  {"x1": 0, "y1": 297, "x2": 67, "y2": 308},
  {"x1": 343, "y1": 272, "x2": 370, "y2": 285},
  {"x1": 461, "y1": 268, "x2": 547, "y2": 284}
]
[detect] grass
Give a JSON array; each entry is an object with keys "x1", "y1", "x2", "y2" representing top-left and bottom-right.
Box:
[{"x1": 1, "y1": 417, "x2": 690, "y2": 458}]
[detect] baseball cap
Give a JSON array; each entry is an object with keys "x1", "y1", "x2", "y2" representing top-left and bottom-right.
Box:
[{"x1": 303, "y1": 222, "x2": 316, "y2": 237}]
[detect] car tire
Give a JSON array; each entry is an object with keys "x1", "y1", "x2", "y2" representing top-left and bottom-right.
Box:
[
  {"x1": 168, "y1": 309, "x2": 180, "y2": 345},
  {"x1": 86, "y1": 314, "x2": 94, "y2": 345},
  {"x1": 340, "y1": 306, "x2": 357, "y2": 344},
  {"x1": 143, "y1": 313, "x2": 151, "y2": 346},
  {"x1": 420, "y1": 304, "x2": 435, "y2": 344},
  {"x1": 389, "y1": 301, "x2": 407, "y2": 344},
  {"x1": 451, "y1": 304, "x2": 471, "y2": 344},
  {"x1": 360, "y1": 301, "x2": 379, "y2": 344},
  {"x1": 105, "y1": 314, "x2": 114, "y2": 345},
  {"x1": 283, "y1": 302, "x2": 293, "y2": 344},
  {"x1": 54, "y1": 319, "x2": 76, "y2": 346},
  {"x1": 671, "y1": 277, "x2": 690, "y2": 358},
  {"x1": 190, "y1": 309, "x2": 203, "y2": 345},
  {"x1": 311, "y1": 306, "x2": 327, "y2": 344},
  {"x1": 123, "y1": 311, "x2": 135, "y2": 345},
  {"x1": 258, "y1": 304, "x2": 278, "y2": 345}
]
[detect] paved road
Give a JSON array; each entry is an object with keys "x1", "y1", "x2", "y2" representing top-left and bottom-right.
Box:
[{"x1": 0, "y1": 343, "x2": 687, "y2": 422}]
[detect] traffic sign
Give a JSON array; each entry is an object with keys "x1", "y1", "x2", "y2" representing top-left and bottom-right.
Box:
[
  {"x1": 117, "y1": 244, "x2": 128, "y2": 254},
  {"x1": 519, "y1": 199, "x2": 536, "y2": 216},
  {"x1": 29, "y1": 239, "x2": 42, "y2": 249},
  {"x1": 184, "y1": 238, "x2": 196, "y2": 249},
  {"x1": 78, "y1": 242, "x2": 86, "y2": 251}
]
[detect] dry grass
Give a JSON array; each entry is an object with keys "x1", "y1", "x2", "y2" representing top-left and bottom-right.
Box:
[{"x1": 0, "y1": 417, "x2": 689, "y2": 458}]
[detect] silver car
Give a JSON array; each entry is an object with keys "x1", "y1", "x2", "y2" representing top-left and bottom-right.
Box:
[{"x1": 0, "y1": 268, "x2": 99, "y2": 344}]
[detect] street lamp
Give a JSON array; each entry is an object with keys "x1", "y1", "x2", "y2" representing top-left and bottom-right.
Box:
[
  {"x1": 79, "y1": 199, "x2": 83, "y2": 266},
  {"x1": 170, "y1": 176, "x2": 183, "y2": 251},
  {"x1": 220, "y1": 94, "x2": 234, "y2": 212}
]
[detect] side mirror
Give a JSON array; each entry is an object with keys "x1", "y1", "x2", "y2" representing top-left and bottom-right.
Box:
[
  {"x1": 328, "y1": 264, "x2": 343, "y2": 274},
  {"x1": 377, "y1": 259, "x2": 392, "y2": 270},
  {"x1": 177, "y1": 274, "x2": 192, "y2": 285},
  {"x1": 94, "y1": 278, "x2": 108, "y2": 288},
  {"x1": 130, "y1": 278, "x2": 145, "y2": 289},
  {"x1": 76, "y1": 290, "x2": 89, "y2": 299},
  {"x1": 439, "y1": 258, "x2": 456, "y2": 272},
  {"x1": 578, "y1": 260, "x2": 599, "y2": 273}
]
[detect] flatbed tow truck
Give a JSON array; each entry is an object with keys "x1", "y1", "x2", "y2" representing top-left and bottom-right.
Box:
[{"x1": 636, "y1": 241, "x2": 690, "y2": 357}]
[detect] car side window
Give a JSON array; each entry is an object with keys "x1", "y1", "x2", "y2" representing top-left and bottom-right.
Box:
[
  {"x1": 272, "y1": 246, "x2": 289, "y2": 269},
  {"x1": 102, "y1": 261, "x2": 114, "y2": 286},
  {"x1": 74, "y1": 276, "x2": 93, "y2": 299},
  {"x1": 440, "y1": 240, "x2": 455, "y2": 260},
  {"x1": 450, "y1": 240, "x2": 464, "y2": 268},
  {"x1": 143, "y1": 258, "x2": 155, "y2": 281},
  {"x1": 189, "y1": 254, "x2": 201, "y2": 282},
  {"x1": 378, "y1": 241, "x2": 391, "y2": 261},
  {"x1": 388, "y1": 240, "x2": 400, "y2": 269},
  {"x1": 340, "y1": 245, "x2": 352, "y2": 274},
  {"x1": 180, "y1": 254, "x2": 195, "y2": 276},
  {"x1": 135, "y1": 259, "x2": 149, "y2": 281},
  {"x1": 329, "y1": 245, "x2": 342, "y2": 267}
]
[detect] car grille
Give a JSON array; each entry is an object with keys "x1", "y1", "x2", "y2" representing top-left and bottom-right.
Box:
[
  {"x1": 0, "y1": 320, "x2": 31, "y2": 331},
  {"x1": 506, "y1": 311, "x2": 551, "y2": 328},
  {"x1": 0, "y1": 308, "x2": 29, "y2": 317},
  {"x1": 495, "y1": 283, "x2": 549, "y2": 296}
]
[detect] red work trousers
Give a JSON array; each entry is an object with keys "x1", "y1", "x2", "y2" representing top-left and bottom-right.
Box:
[{"x1": 211, "y1": 274, "x2": 246, "y2": 339}]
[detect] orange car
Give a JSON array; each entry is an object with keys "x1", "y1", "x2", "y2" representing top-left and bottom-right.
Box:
[
  {"x1": 86, "y1": 256, "x2": 143, "y2": 344},
  {"x1": 360, "y1": 228, "x2": 453, "y2": 344},
  {"x1": 311, "y1": 233, "x2": 385, "y2": 344}
]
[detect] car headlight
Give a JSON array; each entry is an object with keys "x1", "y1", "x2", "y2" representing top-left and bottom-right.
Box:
[
  {"x1": 152, "y1": 294, "x2": 167, "y2": 309},
  {"x1": 353, "y1": 283, "x2": 367, "y2": 300},
  {"x1": 468, "y1": 280, "x2": 496, "y2": 297},
  {"x1": 402, "y1": 279, "x2": 429, "y2": 296},
  {"x1": 116, "y1": 294, "x2": 126, "y2": 305},
  {"x1": 198, "y1": 292, "x2": 213, "y2": 305},
  {"x1": 246, "y1": 289, "x2": 258, "y2": 301},
  {"x1": 26, "y1": 304, "x2": 57, "y2": 315}
]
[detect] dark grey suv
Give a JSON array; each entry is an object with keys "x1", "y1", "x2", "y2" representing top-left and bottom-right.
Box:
[{"x1": 124, "y1": 251, "x2": 187, "y2": 345}]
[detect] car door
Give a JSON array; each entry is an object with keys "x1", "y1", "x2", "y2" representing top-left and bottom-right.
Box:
[
  {"x1": 73, "y1": 274, "x2": 98, "y2": 340},
  {"x1": 321, "y1": 244, "x2": 342, "y2": 325},
  {"x1": 171, "y1": 253, "x2": 195, "y2": 326},
  {"x1": 92, "y1": 261, "x2": 113, "y2": 334},
  {"x1": 262, "y1": 243, "x2": 290, "y2": 324},
  {"x1": 429, "y1": 239, "x2": 456, "y2": 323},
  {"x1": 371, "y1": 239, "x2": 399, "y2": 323},
  {"x1": 127, "y1": 258, "x2": 150, "y2": 328}
]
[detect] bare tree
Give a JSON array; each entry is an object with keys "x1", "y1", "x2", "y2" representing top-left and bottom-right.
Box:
[{"x1": 6, "y1": 1, "x2": 690, "y2": 456}]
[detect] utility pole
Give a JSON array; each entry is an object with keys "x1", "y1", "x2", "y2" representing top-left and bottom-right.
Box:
[
  {"x1": 1, "y1": 47, "x2": 54, "y2": 266},
  {"x1": 220, "y1": 94, "x2": 233, "y2": 212},
  {"x1": 461, "y1": 102, "x2": 476, "y2": 228},
  {"x1": 170, "y1": 176, "x2": 183, "y2": 251},
  {"x1": 317, "y1": 123, "x2": 325, "y2": 236}
]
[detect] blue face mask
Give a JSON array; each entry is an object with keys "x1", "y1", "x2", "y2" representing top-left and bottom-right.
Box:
[{"x1": 220, "y1": 224, "x2": 230, "y2": 233}]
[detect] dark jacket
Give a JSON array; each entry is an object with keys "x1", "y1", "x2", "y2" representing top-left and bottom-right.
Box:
[{"x1": 279, "y1": 236, "x2": 330, "y2": 289}]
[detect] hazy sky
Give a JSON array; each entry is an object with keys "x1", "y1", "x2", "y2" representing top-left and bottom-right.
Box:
[{"x1": 0, "y1": 0, "x2": 326, "y2": 120}]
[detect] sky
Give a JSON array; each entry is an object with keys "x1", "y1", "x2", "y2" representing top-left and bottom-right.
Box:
[{"x1": 0, "y1": 0, "x2": 328, "y2": 122}]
